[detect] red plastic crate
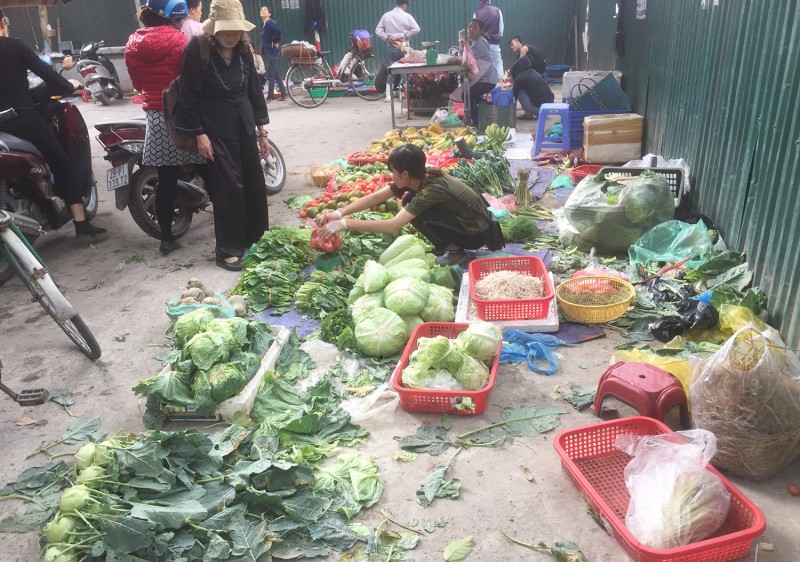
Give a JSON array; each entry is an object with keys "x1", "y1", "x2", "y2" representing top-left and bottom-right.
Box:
[
  {"x1": 390, "y1": 322, "x2": 499, "y2": 415},
  {"x1": 468, "y1": 257, "x2": 554, "y2": 321},
  {"x1": 553, "y1": 417, "x2": 766, "y2": 562},
  {"x1": 569, "y1": 164, "x2": 604, "y2": 184}
]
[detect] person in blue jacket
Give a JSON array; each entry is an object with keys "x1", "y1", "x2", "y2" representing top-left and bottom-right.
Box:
[{"x1": 259, "y1": 6, "x2": 285, "y2": 101}]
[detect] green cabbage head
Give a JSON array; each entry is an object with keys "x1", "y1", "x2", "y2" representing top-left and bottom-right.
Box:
[
  {"x1": 457, "y1": 321, "x2": 502, "y2": 361},
  {"x1": 383, "y1": 277, "x2": 430, "y2": 316},
  {"x1": 410, "y1": 336, "x2": 465, "y2": 374},
  {"x1": 355, "y1": 307, "x2": 408, "y2": 358}
]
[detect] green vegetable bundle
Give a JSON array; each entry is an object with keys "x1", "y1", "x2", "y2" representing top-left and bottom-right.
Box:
[
  {"x1": 449, "y1": 155, "x2": 515, "y2": 198},
  {"x1": 295, "y1": 269, "x2": 355, "y2": 320},
  {"x1": 231, "y1": 259, "x2": 304, "y2": 313},
  {"x1": 501, "y1": 215, "x2": 540, "y2": 242}
]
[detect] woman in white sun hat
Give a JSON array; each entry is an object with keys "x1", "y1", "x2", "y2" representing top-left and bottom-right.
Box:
[{"x1": 175, "y1": 0, "x2": 270, "y2": 271}]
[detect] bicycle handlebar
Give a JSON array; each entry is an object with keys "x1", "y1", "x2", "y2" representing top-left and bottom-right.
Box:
[{"x1": 0, "y1": 108, "x2": 17, "y2": 123}]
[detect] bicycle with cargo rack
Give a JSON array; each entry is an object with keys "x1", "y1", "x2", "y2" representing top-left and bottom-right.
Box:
[{"x1": 283, "y1": 30, "x2": 385, "y2": 108}]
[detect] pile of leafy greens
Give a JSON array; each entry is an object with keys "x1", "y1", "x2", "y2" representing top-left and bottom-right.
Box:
[
  {"x1": 5, "y1": 375, "x2": 387, "y2": 562},
  {"x1": 133, "y1": 312, "x2": 278, "y2": 426}
]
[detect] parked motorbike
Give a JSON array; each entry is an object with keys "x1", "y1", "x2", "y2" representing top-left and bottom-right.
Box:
[
  {"x1": 74, "y1": 40, "x2": 123, "y2": 106},
  {"x1": 94, "y1": 119, "x2": 287, "y2": 239},
  {"x1": 0, "y1": 83, "x2": 99, "y2": 284}
]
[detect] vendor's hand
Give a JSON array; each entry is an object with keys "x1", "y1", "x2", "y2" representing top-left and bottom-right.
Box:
[
  {"x1": 319, "y1": 219, "x2": 347, "y2": 239},
  {"x1": 68, "y1": 79, "x2": 82, "y2": 90},
  {"x1": 316, "y1": 210, "x2": 342, "y2": 226},
  {"x1": 197, "y1": 134, "x2": 214, "y2": 161},
  {"x1": 258, "y1": 135, "x2": 269, "y2": 159}
]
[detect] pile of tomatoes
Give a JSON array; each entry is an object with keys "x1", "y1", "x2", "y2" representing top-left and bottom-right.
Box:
[{"x1": 299, "y1": 173, "x2": 397, "y2": 219}]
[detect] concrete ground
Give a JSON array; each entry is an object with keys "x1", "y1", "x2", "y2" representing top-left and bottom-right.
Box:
[{"x1": 0, "y1": 94, "x2": 797, "y2": 562}]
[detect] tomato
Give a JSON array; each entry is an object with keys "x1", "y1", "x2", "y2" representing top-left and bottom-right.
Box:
[
  {"x1": 299, "y1": 211, "x2": 307, "y2": 218},
  {"x1": 310, "y1": 229, "x2": 342, "y2": 253}
]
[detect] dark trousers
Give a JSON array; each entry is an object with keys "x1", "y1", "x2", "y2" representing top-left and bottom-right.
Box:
[
  {"x1": 206, "y1": 129, "x2": 269, "y2": 259},
  {"x1": 469, "y1": 82, "x2": 496, "y2": 126},
  {"x1": 375, "y1": 46, "x2": 404, "y2": 93},
  {"x1": 410, "y1": 207, "x2": 491, "y2": 253},
  {"x1": 0, "y1": 108, "x2": 83, "y2": 205},
  {"x1": 265, "y1": 54, "x2": 285, "y2": 99}
]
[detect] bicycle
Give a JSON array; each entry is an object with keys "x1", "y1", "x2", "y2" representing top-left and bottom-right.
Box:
[{"x1": 284, "y1": 31, "x2": 385, "y2": 109}]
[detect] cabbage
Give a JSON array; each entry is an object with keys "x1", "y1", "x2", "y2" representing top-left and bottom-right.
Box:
[
  {"x1": 205, "y1": 317, "x2": 249, "y2": 353},
  {"x1": 348, "y1": 276, "x2": 365, "y2": 304},
  {"x1": 383, "y1": 278, "x2": 430, "y2": 316},
  {"x1": 454, "y1": 355, "x2": 490, "y2": 390},
  {"x1": 379, "y1": 234, "x2": 423, "y2": 265},
  {"x1": 206, "y1": 361, "x2": 248, "y2": 403},
  {"x1": 354, "y1": 307, "x2": 408, "y2": 358},
  {"x1": 420, "y1": 284, "x2": 455, "y2": 322},
  {"x1": 363, "y1": 260, "x2": 389, "y2": 293},
  {"x1": 383, "y1": 245, "x2": 426, "y2": 269},
  {"x1": 387, "y1": 268, "x2": 430, "y2": 283},
  {"x1": 401, "y1": 363, "x2": 463, "y2": 390},
  {"x1": 401, "y1": 315, "x2": 424, "y2": 335},
  {"x1": 351, "y1": 292, "x2": 384, "y2": 323},
  {"x1": 174, "y1": 307, "x2": 215, "y2": 345},
  {"x1": 458, "y1": 321, "x2": 502, "y2": 361},
  {"x1": 386, "y1": 258, "x2": 429, "y2": 272},
  {"x1": 430, "y1": 266, "x2": 456, "y2": 289},
  {"x1": 184, "y1": 330, "x2": 230, "y2": 370},
  {"x1": 410, "y1": 336, "x2": 465, "y2": 374}
]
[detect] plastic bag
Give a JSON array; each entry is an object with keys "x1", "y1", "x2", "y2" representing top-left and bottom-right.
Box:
[
  {"x1": 499, "y1": 331, "x2": 573, "y2": 376},
  {"x1": 629, "y1": 220, "x2": 713, "y2": 269},
  {"x1": 166, "y1": 290, "x2": 236, "y2": 324},
  {"x1": 430, "y1": 109, "x2": 449, "y2": 125},
  {"x1": 615, "y1": 429, "x2": 731, "y2": 549},
  {"x1": 570, "y1": 262, "x2": 629, "y2": 281},
  {"x1": 482, "y1": 193, "x2": 517, "y2": 210},
  {"x1": 613, "y1": 348, "x2": 690, "y2": 394},
  {"x1": 690, "y1": 323, "x2": 800, "y2": 480},
  {"x1": 559, "y1": 173, "x2": 674, "y2": 254},
  {"x1": 624, "y1": 153, "x2": 692, "y2": 201}
]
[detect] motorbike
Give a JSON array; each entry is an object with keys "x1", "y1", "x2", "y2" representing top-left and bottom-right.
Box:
[
  {"x1": 94, "y1": 119, "x2": 287, "y2": 239},
  {"x1": 0, "y1": 83, "x2": 99, "y2": 284},
  {"x1": 74, "y1": 40, "x2": 123, "y2": 106}
]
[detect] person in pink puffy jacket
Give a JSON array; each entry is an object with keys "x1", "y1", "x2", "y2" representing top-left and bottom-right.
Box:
[{"x1": 125, "y1": 0, "x2": 205, "y2": 256}]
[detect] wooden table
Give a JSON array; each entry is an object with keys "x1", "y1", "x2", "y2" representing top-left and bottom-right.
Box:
[{"x1": 387, "y1": 58, "x2": 470, "y2": 129}]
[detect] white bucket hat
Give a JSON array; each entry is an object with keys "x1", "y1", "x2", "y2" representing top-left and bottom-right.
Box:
[{"x1": 202, "y1": 0, "x2": 255, "y2": 35}]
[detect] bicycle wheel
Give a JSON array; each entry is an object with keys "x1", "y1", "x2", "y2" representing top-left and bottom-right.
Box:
[
  {"x1": 352, "y1": 55, "x2": 386, "y2": 101},
  {"x1": 286, "y1": 64, "x2": 329, "y2": 108},
  {"x1": 9, "y1": 245, "x2": 101, "y2": 360}
]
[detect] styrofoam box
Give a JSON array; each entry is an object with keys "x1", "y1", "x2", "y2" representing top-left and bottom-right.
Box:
[
  {"x1": 162, "y1": 325, "x2": 290, "y2": 422},
  {"x1": 583, "y1": 113, "x2": 644, "y2": 164}
]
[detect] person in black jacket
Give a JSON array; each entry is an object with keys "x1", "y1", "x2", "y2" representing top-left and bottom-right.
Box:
[
  {"x1": 175, "y1": 0, "x2": 270, "y2": 271},
  {"x1": 0, "y1": 10, "x2": 106, "y2": 238},
  {"x1": 508, "y1": 54, "x2": 554, "y2": 120},
  {"x1": 509, "y1": 36, "x2": 547, "y2": 75}
]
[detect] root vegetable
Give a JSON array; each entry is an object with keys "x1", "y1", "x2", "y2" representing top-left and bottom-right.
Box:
[
  {"x1": 44, "y1": 514, "x2": 80, "y2": 544},
  {"x1": 59, "y1": 485, "x2": 92, "y2": 513},
  {"x1": 187, "y1": 278, "x2": 212, "y2": 298},
  {"x1": 177, "y1": 297, "x2": 200, "y2": 306},
  {"x1": 201, "y1": 297, "x2": 223, "y2": 306},
  {"x1": 75, "y1": 465, "x2": 106, "y2": 487},
  {"x1": 180, "y1": 287, "x2": 205, "y2": 301},
  {"x1": 227, "y1": 295, "x2": 247, "y2": 317},
  {"x1": 74, "y1": 443, "x2": 96, "y2": 471}
]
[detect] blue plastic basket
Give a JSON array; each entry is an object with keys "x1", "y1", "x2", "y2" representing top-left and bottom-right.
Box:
[
  {"x1": 489, "y1": 86, "x2": 514, "y2": 107},
  {"x1": 545, "y1": 64, "x2": 571, "y2": 84}
]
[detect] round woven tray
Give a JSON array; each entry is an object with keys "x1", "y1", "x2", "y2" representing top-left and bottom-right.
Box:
[{"x1": 556, "y1": 276, "x2": 635, "y2": 324}]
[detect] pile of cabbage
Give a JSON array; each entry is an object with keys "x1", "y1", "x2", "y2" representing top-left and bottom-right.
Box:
[
  {"x1": 346, "y1": 235, "x2": 457, "y2": 358},
  {"x1": 401, "y1": 321, "x2": 503, "y2": 391},
  {"x1": 133, "y1": 309, "x2": 274, "y2": 411}
]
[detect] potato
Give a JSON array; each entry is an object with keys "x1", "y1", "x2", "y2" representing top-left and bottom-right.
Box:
[
  {"x1": 201, "y1": 297, "x2": 223, "y2": 305},
  {"x1": 180, "y1": 287, "x2": 205, "y2": 301},
  {"x1": 227, "y1": 295, "x2": 247, "y2": 317}
]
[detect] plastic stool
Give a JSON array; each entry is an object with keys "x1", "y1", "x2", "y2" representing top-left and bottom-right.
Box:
[
  {"x1": 533, "y1": 103, "x2": 571, "y2": 156},
  {"x1": 591, "y1": 362, "x2": 689, "y2": 426}
]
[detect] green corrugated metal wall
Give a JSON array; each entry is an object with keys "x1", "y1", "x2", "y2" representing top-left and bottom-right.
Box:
[
  {"x1": 243, "y1": 0, "x2": 578, "y2": 71},
  {"x1": 6, "y1": 1, "x2": 578, "y2": 69},
  {"x1": 619, "y1": 0, "x2": 800, "y2": 348}
]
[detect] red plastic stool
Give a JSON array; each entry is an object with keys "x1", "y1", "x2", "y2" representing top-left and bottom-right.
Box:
[{"x1": 591, "y1": 362, "x2": 689, "y2": 426}]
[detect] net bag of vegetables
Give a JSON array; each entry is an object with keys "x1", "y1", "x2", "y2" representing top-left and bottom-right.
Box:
[
  {"x1": 615, "y1": 429, "x2": 731, "y2": 549},
  {"x1": 690, "y1": 323, "x2": 800, "y2": 480},
  {"x1": 559, "y1": 172, "x2": 674, "y2": 254}
]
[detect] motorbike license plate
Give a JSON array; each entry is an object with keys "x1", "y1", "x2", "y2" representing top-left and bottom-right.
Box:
[
  {"x1": 87, "y1": 82, "x2": 102, "y2": 94},
  {"x1": 106, "y1": 165, "x2": 129, "y2": 191}
]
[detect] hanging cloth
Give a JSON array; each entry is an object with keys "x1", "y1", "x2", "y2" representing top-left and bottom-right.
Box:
[{"x1": 304, "y1": 0, "x2": 327, "y2": 31}]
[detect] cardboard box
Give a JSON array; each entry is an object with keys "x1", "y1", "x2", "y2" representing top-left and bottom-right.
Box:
[
  {"x1": 162, "y1": 325, "x2": 290, "y2": 422},
  {"x1": 583, "y1": 113, "x2": 643, "y2": 164}
]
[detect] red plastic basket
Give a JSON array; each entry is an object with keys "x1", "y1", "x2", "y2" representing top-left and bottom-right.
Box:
[
  {"x1": 569, "y1": 164, "x2": 604, "y2": 184},
  {"x1": 390, "y1": 322, "x2": 499, "y2": 415},
  {"x1": 553, "y1": 417, "x2": 766, "y2": 562},
  {"x1": 468, "y1": 257, "x2": 554, "y2": 321}
]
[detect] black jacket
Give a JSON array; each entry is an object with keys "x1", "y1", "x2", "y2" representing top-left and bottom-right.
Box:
[
  {"x1": 304, "y1": 0, "x2": 327, "y2": 31},
  {"x1": 0, "y1": 37, "x2": 75, "y2": 112},
  {"x1": 510, "y1": 56, "x2": 554, "y2": 107}
]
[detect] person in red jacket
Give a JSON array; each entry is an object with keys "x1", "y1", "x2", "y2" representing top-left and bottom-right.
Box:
[{"x1": 125, "y1": 0, "x2": 205, "y2": 255}]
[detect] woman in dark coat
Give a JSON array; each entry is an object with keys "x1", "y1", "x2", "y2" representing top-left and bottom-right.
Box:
[{"x1": 176, "y1": 0, "x2": 270, "y2": 271}]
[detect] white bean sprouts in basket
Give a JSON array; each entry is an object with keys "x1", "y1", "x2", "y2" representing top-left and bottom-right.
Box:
[{"x1": 474, "y1": 271, "x2": 544, "y2": 301}]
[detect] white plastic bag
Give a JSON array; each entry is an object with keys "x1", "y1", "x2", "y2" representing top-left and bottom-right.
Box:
[{"x1": 615, "y1": 429, "x2": 731, "y2": 549}]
